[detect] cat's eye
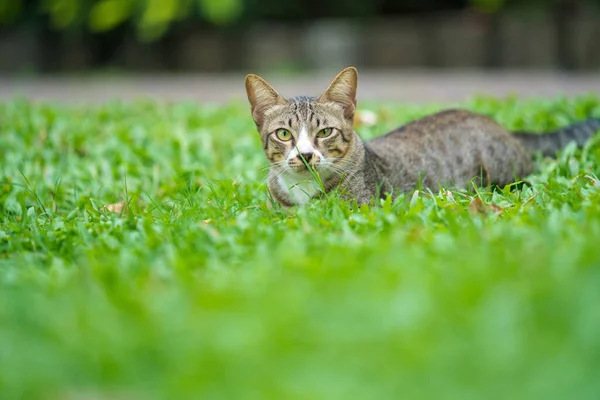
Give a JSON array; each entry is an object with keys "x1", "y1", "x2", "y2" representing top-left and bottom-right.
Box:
[
  {"x1": 275, "y1": 128, "x2": 292, "y2": 141},
  {"x1": 317, "y1": 128, "x2": 334, "y2": 138}
]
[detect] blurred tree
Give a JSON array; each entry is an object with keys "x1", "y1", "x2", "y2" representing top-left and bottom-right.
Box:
[
  {"x1": 88, "y1": 0, "x2": 244, "y2": 40},
  {"x1": 0, "y1": 0, "x2": 598, "y2": 71},
  {"x1": 4, "y1": 0, "x2": 583, "y2": 37},
  {"x1": 0, "y1": 0, "x2": 244, "y2": 40},
  {"x1": 554, "y1": 0, "x2": 578, "y2": 70},
  {"x1": 0, "y1": 0, "x2": 22, "y2": 24},
  {"x1": 468, "y1": 0, "x2": 595, "y2": 70}
]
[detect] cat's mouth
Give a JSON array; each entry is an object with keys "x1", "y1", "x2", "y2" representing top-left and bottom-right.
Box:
[
  {"x1": 288, "y1": 160, "x2": 321, "y2": 172},
  {"x1": 288, "y1": 166, "x2": 315, "y2": 176},
  {"x1": 287, "y1": 163, "x2": 332, "y2": 180}
]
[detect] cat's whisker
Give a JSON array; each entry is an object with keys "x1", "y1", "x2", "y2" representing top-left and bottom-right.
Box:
[
  {"x1": 267, "y1": 166, "x2": 286, "y2": 180},
  {"x1": 318, "y1": 166, "x2": 349, "y2": 180},
  {"x1": 325, "y1": 162, "x2": 358, "y2": 173},
  {"x1": 267, "y1": 166, "x2": 289, "y2": 187},
  {"x1": 262, "y1": 160, "x2": 288, "y2": 177},
  {"x1": 321, "y1": 160, "x2": 354, "y2": 176},
  {"x1": 265, "y1": 160, "x2": 287, "y2": 168},
  {"x1": 330, "y1": 165, "x2": 353, "y2": 175},
  {"x1": 327, "y1": 159, "x2": 356, "y2": 169},
  {"x1": 328, "y1": 158, "x2": 360, "y2": 168},
  {"x1": 265, "y1": 166, "x2": 284, "y2": 179},
  {"x1": 329, "y1": 168, "x2": 352, "y2": 179}
]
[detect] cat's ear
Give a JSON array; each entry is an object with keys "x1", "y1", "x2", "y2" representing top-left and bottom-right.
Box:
[
  {"x1": 318, "y1": 67, "x2": 358, "y2": 119},
  {"x1": 245, "y1": 74, "x2": 287, "y2": 127}
]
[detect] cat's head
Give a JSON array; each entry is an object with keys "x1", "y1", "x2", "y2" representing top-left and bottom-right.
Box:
[{"x1": 245, "y1": 67, "x2": 359, "y2": 178}]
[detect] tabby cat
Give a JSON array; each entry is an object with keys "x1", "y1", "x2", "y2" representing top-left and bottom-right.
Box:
[{"x1": 245, "y1": 67, "x2": 600, "y2": 207}]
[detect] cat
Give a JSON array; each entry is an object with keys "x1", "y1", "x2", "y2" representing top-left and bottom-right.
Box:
[{"x1": 244, "y1": 67, "x2": 600, "y2": 207}]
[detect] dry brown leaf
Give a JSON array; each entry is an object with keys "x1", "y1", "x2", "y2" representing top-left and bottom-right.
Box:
[
  {"x1": 105, "y1": 202, "x2": 126, "y2": 213},
  {"x1": 488, "y1": 203, "x2": 504, "y2": 214},
  {"x1": 468, "y1": 198, "x2": 503, "y2": 217},
  {"x1": 585, "y1": 175, "x2": 600, "y2": 188},
  {"x1": 443, "y1": 190, "x2": 456, "y2": 203}
]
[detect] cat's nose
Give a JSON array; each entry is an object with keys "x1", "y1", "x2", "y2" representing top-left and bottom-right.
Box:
[{"x1": 298, "y1": 152, "x2": 313, "y2": 163}]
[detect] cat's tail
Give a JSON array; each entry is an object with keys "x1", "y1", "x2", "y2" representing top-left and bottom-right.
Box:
[{"x1": 512, "y1": 118, "x2": 600, "y2": 157}]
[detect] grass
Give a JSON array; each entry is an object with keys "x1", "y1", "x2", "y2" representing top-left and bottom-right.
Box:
[{"x1": 1, "y1": 95, "x2": 600, "y2": 399}]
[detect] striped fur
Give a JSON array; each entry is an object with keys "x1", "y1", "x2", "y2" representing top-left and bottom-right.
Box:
[
  {"x1": 513, "y1": 119, "x2": 600, "y2": 157},
  {"x1": 245, "y1": 67, "x2": 600, "y2": 207}
]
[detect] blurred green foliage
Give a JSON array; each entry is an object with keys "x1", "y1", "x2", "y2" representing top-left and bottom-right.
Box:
[
  {"x1": 0, "y1": 0, "x2": 244, "y2": 40},
  {"x1": 2, "y1": 0, "x2": 594, "y2": 41},
  {"x1": 469, "y1": 0, "x2": 544, "y2": 13}
]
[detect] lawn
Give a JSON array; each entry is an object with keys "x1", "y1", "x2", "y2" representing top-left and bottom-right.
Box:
[{"x1": 1, "y1": 95, "x2": 600, "y2": 399}]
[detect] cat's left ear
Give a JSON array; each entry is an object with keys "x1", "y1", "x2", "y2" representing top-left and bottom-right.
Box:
[
  {"x1": 318, "y1": 67, "x2": 358, "y2": 120},
  {"x1": 245, "y1": 74, "x2": 287, "y2": 127}
]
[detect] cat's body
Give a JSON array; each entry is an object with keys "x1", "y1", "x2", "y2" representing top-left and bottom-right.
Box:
[{"x1": 245, "y1": 67, "x2": 600, "y2": 207}]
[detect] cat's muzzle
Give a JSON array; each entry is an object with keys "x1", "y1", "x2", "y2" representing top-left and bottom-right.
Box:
[{"x1": 288, "y1": 156, "x2": 320, "y2": 172}]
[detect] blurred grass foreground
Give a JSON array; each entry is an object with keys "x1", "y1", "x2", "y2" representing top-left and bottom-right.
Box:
[{"x1": 1, "y1": 96, "x2": 600, "y2": 398}]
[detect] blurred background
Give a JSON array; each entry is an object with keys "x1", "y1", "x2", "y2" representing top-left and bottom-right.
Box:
[{"x1": 1, "y1": 0, "x2": 599, "y2": 102}]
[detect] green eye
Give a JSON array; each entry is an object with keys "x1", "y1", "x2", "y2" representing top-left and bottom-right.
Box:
[
  {"x1": 275, "y1": 129, "x2": 292, "y2": 141},
  {"x1": 317, "y1": 128, "x2": 334, "y2": 138}
]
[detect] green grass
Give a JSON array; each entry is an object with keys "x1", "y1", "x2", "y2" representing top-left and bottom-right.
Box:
[{"x1": 1, "y1": 95, "x2": 600, "y2": 399}]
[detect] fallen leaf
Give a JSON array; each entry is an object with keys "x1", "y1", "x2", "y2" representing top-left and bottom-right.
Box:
[
  {"x1": 585, "y1": 174, "x2": 600, "y2": 188},
  {"x1": 105, "y1": 202, "x2": 126, "y2": 213},
  {"x1": 468, "y1": 198, "x2": 503, "y2": 217},
  {"x1": 443, "y1": 190, "x2": 456, "y2": 203}
]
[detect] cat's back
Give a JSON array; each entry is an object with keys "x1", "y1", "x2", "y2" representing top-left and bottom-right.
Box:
[
  {"x1": 365, "y1": 109, "x2": 531, "y2": 191},
  {"x1": 369, "y1": 109, "x2": 503, "y2": 145}
]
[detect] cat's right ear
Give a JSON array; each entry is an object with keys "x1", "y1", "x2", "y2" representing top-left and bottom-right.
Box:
[{"x1": 245, "y1": 74, "x2": 286, "y2": 127}]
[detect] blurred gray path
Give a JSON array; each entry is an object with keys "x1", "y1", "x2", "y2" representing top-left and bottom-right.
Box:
[{"x1": 1, "y1": 70, "x2": 599, "y2": 104}]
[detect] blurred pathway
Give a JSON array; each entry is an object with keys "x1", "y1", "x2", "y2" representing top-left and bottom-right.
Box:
[{"x1": 1, "y1": 70, "x2": 599, "y2": 104}]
